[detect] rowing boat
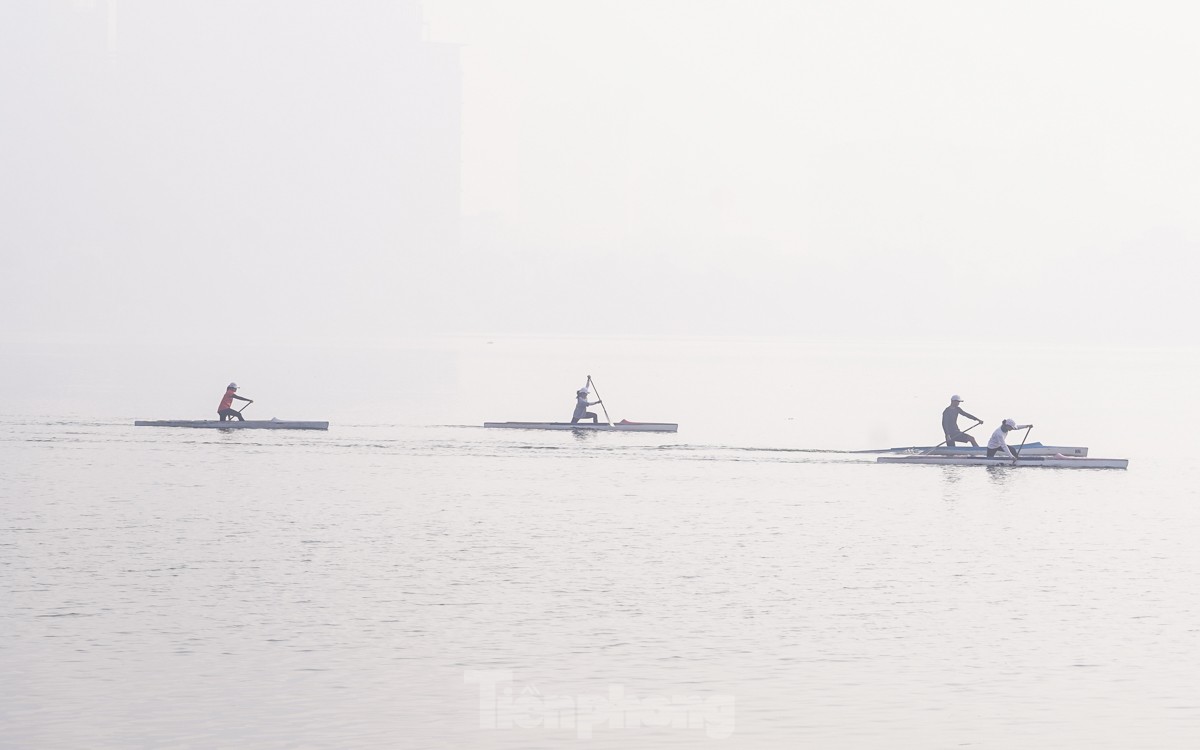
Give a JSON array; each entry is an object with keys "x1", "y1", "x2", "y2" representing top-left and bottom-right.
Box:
[
  {"x1": 135, "y1": 419, "x2": 329, "y2": 431},
  {"x1": 484, "y1": 420, "x2": 678, "y2": 433},
  {"x1": 857, "y1": 442, "x2": 1088, "y2": 457},
  {"x1": 877, "y1": 455, "x2": 1127, "y2": 469}
]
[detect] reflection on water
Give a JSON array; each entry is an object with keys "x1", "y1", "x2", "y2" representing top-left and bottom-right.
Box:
[
  {"x1": 939, "y1": 466, "x2": 964, "y2": 486},
  {"x1": 985, "y1": 464, "x2": 1016, "y2": 484},
  {"x1": 570, "y1": 427, "x2": 602, "y2": 443}
]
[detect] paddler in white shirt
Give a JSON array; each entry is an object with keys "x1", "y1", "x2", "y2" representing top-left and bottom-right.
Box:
[{"x1": 987, "y1": 418, "x2": 1033, "y2": 459}]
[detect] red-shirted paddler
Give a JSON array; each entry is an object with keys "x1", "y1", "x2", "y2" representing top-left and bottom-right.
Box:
[{"x1": 218, "y1": 382, "x2": 253, "y2": 421}]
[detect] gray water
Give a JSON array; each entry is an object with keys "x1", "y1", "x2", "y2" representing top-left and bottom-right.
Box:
[{"x1": 3, "y1": 338, "x2": 1199, "y2": 748}]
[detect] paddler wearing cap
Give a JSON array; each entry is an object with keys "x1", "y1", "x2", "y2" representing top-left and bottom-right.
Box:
[
  {"x1": 987, "y1": 418, "x2": 1033, "y2": 459},
  {"x1": 570, "y1": 385, "x2": 602, "y2": 424},
  {"x1": 217, "y1": 382, "x2": 253, "y2": 421},
  {"x1": 942, "y1": 395, "x2": 983, "y2": 447}
]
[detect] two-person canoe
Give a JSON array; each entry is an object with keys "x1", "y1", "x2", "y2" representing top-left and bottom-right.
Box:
[
  {"x1": 877, "y1": 455, "x2": 1127, "y2": 469},
  {"x1": 856, "y1": 442, "x2": 1088, "y2": 457},
  {"x1": 484, "y1": 420, "x2": 677, "y2": 433},
  {"x1": 134, "y1": 419, "x2": 329, "y2": 430}
]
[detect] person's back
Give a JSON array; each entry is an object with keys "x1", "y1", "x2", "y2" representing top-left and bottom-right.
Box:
[{"x1": 941, "y1": 405, "x2": 961, "y2": 434}]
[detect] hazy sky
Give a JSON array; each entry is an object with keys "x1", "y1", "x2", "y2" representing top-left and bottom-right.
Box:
[{"x1": 3, "y1": 1, "x2": 1198, "y2": 347}]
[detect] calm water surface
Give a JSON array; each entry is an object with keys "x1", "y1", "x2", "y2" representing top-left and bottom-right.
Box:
[{"x1": 2, "y1": 339, "x2": 1199, "y2": 748}]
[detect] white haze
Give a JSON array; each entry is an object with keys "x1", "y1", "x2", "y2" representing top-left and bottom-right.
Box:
[{"x1": 2, "y1": 0, "x2": 1199, "y2": 347}]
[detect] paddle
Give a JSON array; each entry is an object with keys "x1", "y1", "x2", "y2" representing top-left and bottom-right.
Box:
[
  {"x1": 919, "y1": 420, "x2": 983, "y2": 455},
  {"x1": 586, "y1": 375, "x2": 613, "y2": 426},
  {"x1": 1012, "y1": 424, "x2": 1033, "y2": 464}
]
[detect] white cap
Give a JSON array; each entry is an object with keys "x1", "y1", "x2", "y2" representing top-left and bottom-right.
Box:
[
  {"x1": 228, "y1": 382, "x2": 238, "y2": 389},
  {"x1": 951, "y1": 394, "x2": 963, "y2": 402},
  {"x1": 1003, "y1": 418, "x2": 1016, "y2": 428}
]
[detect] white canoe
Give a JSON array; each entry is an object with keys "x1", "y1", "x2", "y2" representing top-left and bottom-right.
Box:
[
  {"x1": 877, "y1": 455, "x2": 1127, "y2": 469},
  {"x1": 484, "y1": 420, "x2": 678, "y2": 433},
  {"x1": 858, "y1": 442, "x2": 1088, "y2": 457},
  {"x1": 135, "y1": 419, "x2": 329, "y2": 431}
]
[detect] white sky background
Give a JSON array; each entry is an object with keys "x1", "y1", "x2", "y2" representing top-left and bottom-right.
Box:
[
  {"x1": 2, "y1": 1, "x2": 1198, "y2": 347},
  {"x1": 429, "y1": 0, "x2": 1200, "y2": 343}
]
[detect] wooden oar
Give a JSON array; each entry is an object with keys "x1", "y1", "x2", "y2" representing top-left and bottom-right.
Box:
[
  {"x1": 919, "y1": 420, "x2": 982, "y2": 455},
  {"x1": 586, "y1": 375, "x2": 613, "y2": 426}
]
